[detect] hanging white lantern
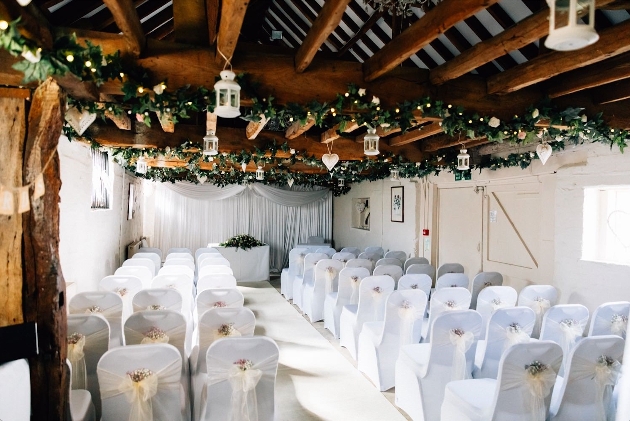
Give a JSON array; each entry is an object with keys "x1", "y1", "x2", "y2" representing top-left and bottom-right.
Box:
[
  {"x1": 136, "y1": 155, "x2": 148, "y2": 174},
  {"x1": 203, "y1": 130, "x2": 219, "y2": 156},
  {"x1": 255, "y1": 166, "x2": 264, "y2": 180},
  {"x1": 545, "y1": 0, "x2": 598, "y2": 51},
  {"x1": 338, "y1": 178, "x2": 345, "y2": 187},
  {"x1": 457, "y1": 149, "x2": 470, "y2": 171},
  {"x1": 214, "y1": 70, "x2": 241, "y2": 118},
  {"x1": 364, "y1": 127, "x2": 380, "y2": 156},
  {"x1": 390, "y1": 167, "x2": 400, "y2": 181}
]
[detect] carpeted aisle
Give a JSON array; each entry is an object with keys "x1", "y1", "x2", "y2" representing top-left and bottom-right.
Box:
[{"x1": 239, "y1": 281, "x2": 406, "y2": 421}]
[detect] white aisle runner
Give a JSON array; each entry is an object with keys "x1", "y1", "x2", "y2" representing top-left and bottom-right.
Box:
[{"x1": 239, "y1": 282, "x2": 406, "y2": 421}]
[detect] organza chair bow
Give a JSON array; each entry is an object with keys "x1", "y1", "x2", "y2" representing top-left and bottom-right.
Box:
[
  {"x1": 449, "y1": 329, "x2": 475, "y2": 381},
  {"x1": 499, "y1": 360, "x2": 558, "y2": 421},
  {"x1": 574, "y1": 355, "x2": 620, "y2": 421},
  {"x1": 398, "y1": 300, "x2": 424, "y2": 347},
  {"x1": 68, "y1": 332, "x2": 88, "y2": 390}
]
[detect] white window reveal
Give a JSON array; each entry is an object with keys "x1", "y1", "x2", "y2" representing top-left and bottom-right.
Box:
[
  {"x1": 91, "y1": 149, "x2": 111, "y2": 209},
  {"x1": 582, "y1": 186, "x2": 630, "y2": 266}
]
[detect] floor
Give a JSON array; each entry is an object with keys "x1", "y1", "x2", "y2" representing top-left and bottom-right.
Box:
[{"x1": 239, "y1": 278, "x2": 411, "y2": 421}]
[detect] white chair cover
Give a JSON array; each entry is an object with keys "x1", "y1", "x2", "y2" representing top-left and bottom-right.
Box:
[
  {"x1": 358, "y1": 290, "x2": 427, "y2": 391},
  {"x1": 345, "y1": 258, "x2": 373, "y2": 273},
  {"x1": 139, "y1": 247, "x2": 162, "y2": 261},
  {"x1": 518, "y1": 284, "x2": 558, "y2": 339},
  {"x1": 476, "y1": 286, "x2": 518, "y2": 337},
  {"x1": 70, "y1": 291, "x2": 124, "y2": 348},
  {"x1": 67, "y1": 359, "x2": 96, "y2": 421},
  {"x1": 436, "y1": 272, "x2": 470, "y2": 290},
  {"x1": 324, "y1": 267, "x2": 371, "y2": 339},
  {"x1": 158, "y1": 266, "x2": 195, "y2": 282},
  {"x1": 123, "y1": 257, "x2": 157, "y2": 278},
  {"x1": 132, "y1": 289, "x2": 183, "y2": 314},
  {"x1": 373, "y1": 264, "x2": 404, "y2": 283},
  {"x1": 339, "y1": 275, "x2": 395, "y2": 360},
  {"x1": 404, "y1": 257, "x2": 429, "y2": 272},
  {"x1": 406, "y1": 263, "x2": 436, "y2": 282},
  {"x1": 540, "y1": 304, "x2": 589, "y2": 374},
  {"x1": 199, "y1": 256, "x2": 231, "y2": 269},
  {"x1": 315, "y1": 247, "x2": 336, "y2": 258},
  {"x1": 99, "y1": 275, "x2": 143, "y2": 322},
  {"x1": 364, "y1": 246, "x2": 385, "y2": 258},
  {"x1": 167, "y1": 247, "x2": 193, "y2": 256},
  {"x1": 198, "y1": 265, "x2": 234, "y2": 279},
  {"x1": 550, "y1": 335, "x2": 624, "y2": 421},
  {"x1": 332, "y1": 252, "x2": 356, "y2": 263},
  {"x1": 68, "y1": 314, "x2": 110, "y2": 419},
  {"x1": 115, "y1": 266, "x2": 153, "y2": 289},
  {"x1": 341, "y1": 247, "x2": 361, "y2": 256},
  {"x1": 473, "y1": 306, "x2": 536, "y2": 379},
  {"x1": 397, "y1": 274, "x2": 432, "y2": 297},
  {"x1": 588, "y1": 301, "x2": 630, "y2": 339},
  {"x1": 384, "y1": 250, "x2": 407, "y2": 263},
  {"x1": 97, "y1": 343, "x2": 184, "y2": 421},
  {"x1": 0, "y1": 359, "x2": 30, "y2": 421},
  {"x1": 200, "y1": 337, "x2": 279, "y2": 421},
  {"x1": 441, "y1": 341, "x2": 563, "y2": 421},
  {"x1": 197, "y1": 274, "x2": 238, "y2": 294},
  {"x1": 470, "y1": 272, "x2": 503, "y2": 309},
  {"x1": 196, "y1": 248, "x2": 221, "y2": 260},
  {"x1": 132, "y1": 253, "x2": 162, "y2": 274},
  {"x1": 436, "y1": 262, "x2": 465, "y2": 279},
  {"x1": 164, "y1": 258, "x2": 195, "y2": 272},
  {"x1": 166, "y1": 253, "x2": 194, "y2": 262},
  {"x1": 422, "y1": 287, "x2": 472, "y2": 341},
  {"x1": 375, "y1": 257, "x2": 404, "y2": 269},
  {"x1": 302, "y1": 259, "x2": 345, "y2": 323},
  {"x1": 152, "y1": 275, "x2": 195, "y2": 324},
  {"x1": 196, "y1": 288, "x2": 245, "y2": 321},
  {"x1": 358, "y1": 252, "x2": 380, "y2": 268},
  {"x1": 292, "y1": 252, "x2": 328, "y2": 310},
  {"x1": 394, "y1": 310, "x2": 482, "y2": 421},
  {"x1": 280, "y1": 248, "x2": 308, "y2": 299}
]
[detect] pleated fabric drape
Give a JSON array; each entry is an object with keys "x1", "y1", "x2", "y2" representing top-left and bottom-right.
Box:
[{"x1": 153, "y1": 183, "x2": 332, "y2": 272}]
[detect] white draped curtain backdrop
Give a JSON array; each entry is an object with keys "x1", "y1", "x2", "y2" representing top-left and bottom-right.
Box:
[{"x1": 153, "y1": 182, "x2": 332, "y2": 272}]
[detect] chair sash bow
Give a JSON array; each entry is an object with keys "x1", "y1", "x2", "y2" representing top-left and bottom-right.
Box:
[
  {"x1": 118, "y1": 371, "x2": 159, "y2": 421},
  {"x1": 68, "y1": 334, "x2": 87, "y2": 389},
  {"x1": 449, "y1": 329, "x2": 474, "y2": 381},
  {"x1": 571, "y1": 355, "x2": 621, "y2": 421}
]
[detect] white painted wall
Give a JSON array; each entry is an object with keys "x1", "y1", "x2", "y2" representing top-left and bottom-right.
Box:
[
  {"x1": 58, "y1": 137, "x2": 144, "y2": 294},
  {"x1": 333, "y1": 179, "x2": 418, "y2": 257}
]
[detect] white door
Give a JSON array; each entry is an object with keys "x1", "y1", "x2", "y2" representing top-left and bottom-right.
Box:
[{"x1": 437, "y1": 187, "x2": 483, "y2": 277}]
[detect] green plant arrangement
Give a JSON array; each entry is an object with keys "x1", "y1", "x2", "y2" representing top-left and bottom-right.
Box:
[{"x1": 219, "y1": 234, "x2": 265, "y2": 251}]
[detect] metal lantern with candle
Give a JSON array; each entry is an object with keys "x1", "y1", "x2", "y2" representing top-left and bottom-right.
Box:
[
  {"x1": 214, "y1": 70, "x2": 241, "y2": 118},
  {"x1": 256, "y1": 166, "x2": 265, "y2": 180},
  {"x1": 545, "y1": 0, "x2": 598, "y2": 51},
  {"x1": 364, "y1": 127, "x2": 380, "y2": 156},
  {"x1": 136, "y1": 155, "x2": 148, "y2": 174},
  {"x1": 203, "y1": 130, "x2": 219, "y2": 156},
  {"x1": 457, "y1": 149, "x2": 470, "y2": 171}
]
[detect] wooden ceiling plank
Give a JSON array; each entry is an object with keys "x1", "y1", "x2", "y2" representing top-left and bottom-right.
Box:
[
  {"x1": 206, "y1": 0, "x2": 219, "y2": 44},
  {"x1": 0, "y1": 86, "x2": 31, "y2": 99},
  {"x1": 463, "y1": 15, "x2": 519, "y2": 71},
  {"x1": 299, "y1": 0, "x2": 352, "y2": 46},
  {"x1": 265, "y1": 9, "x2": 311, "y2": 51},
  {"x1": 547, "y1": 52, "x2": 630, "y2": 98},
  {"x1": 486, "y1": 3, "x2": 538, "y2": 60},
  {"x1": 363, "y1": 0, "x2": 500, "y2": 82},
  {"x1": 173, "y1": 0, "x2": 209, "y2": 46},
  {"x1": 295, "y1": 0, "x2": 353, "y2": 73},
  {"x1": 148, "y1": 19, "x2": 174, "y2": 40},
  {"x1": 272, "y1": 0, "x2": 339, "y2": 51},
  {"x1": 592, "y1": 79, "x2": 630, "y2": 104},
  {"x1": 320, "y1": 121, "x2": 360, "y2": 143},
  {"x1": 141, "y1": 8, "x2": 173, "y2": 35},
  {"x1": 430, "y1": 0, "x2": 617, "y2": 85},
  {"x1": 215, "y1": 0, "x2": 249, "y2": 65},
  {"x1": 47, "y1": 0, "x2": 102, "y2": 26},
  {"x1": 487, "y1": 19, "x2": 630, "y2": 95},
  {"x1": 388, "y1": 121, "x2": 443, "y2": 146},
  {"x1": 421, "y1": 134, "x2": 486, "y2": 152},
  {"x1": 102, "y1": 0, "x2": 146, "y2": 57}
]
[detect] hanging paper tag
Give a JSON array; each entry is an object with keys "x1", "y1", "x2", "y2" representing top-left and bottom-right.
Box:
[
  {"x1": 33, "y1": 174, "x2": 45, "y2": 200},
  {"x1": 0, "y1": 188, "x2": 15, "y2": 215},
  {"x1": 17, "y1": 186, "x2": 30, "y2": 213}
]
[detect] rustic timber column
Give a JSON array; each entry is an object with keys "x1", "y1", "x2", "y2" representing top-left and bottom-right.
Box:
[
  {"x1": 22, "y1": 78, "x2": 69, "y2": 420},
  {"x1": 0, "y1": 95, "x2": 26, "y2": 327}
]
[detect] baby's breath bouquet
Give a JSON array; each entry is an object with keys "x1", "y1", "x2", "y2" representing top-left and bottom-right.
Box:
[{"x1": 220, "y1": 234, "x2": 264, "y2": 251}]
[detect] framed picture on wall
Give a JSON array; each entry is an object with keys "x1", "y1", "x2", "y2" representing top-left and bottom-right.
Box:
[{"x1": 391, "y1": 186, "x2": 404, "y2": 222}]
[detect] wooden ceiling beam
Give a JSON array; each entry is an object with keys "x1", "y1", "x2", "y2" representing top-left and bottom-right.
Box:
[
  {"x1": 363, "y1": 0, "x2": 499, "y2": 82},
  {"x1": 206, "y1": 0, "x2": 219, "y2": 45},
  {"x1": 430, "y1": 0, "x2": 617, "y2": 85},
  {"x1": 102, "y1": 0, "x2": 146, "y2": 57},
  {"x1": 83, "y1": 121, "x2": 428, "y2": 161},
  {"x1": 388, "y1": 122, "x2": 443, "y2": 147},
  {"x1": 173, "y1": 0, "x2": 208, "y2": 46},
  {"x1": 488, "y1": 19, "x2": 630, "y2": 95},
  {"x1": 215, "y1": 0, "x2": 249, "y2": 65},
  {"x1": 294, "y1": 0, "x2": 352, "y2": 73},
  {"x1": 592, "y1": 79, "x2": 630, "y2": 104},
  {"x1": 0, "y1": 0, "x2": 53, "y2": 48},
  {"x1": 337, "y1": 10, "x2": 384, "y2": 58},
  {"x1": 546, "y1": 52, "x2": 630, "y2": 98},
  {"x1": 421, "y1": 134, "x2": 486, "y2": 152}
]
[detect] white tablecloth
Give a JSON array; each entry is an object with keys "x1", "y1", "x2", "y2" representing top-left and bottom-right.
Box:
[{"x1": 207, "y1": 244, "x2": 270, "y2": 282}]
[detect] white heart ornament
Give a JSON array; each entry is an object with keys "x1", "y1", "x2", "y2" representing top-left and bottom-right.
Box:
[
  {"x1": 287, "y1": 177, "x2": 294, "y2": 187},
  {"x1": 322, "y1": 153, "x2": 339, "y2": 171},
  {"x1": 536, "y1": 143, "x2": 552, "y2": 165},
  {"x1": 65, "y1": 106, "x2": 97, "y2": 135}
]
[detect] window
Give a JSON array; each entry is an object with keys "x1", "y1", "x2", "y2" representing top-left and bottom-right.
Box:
[
  {"x1": 582, "y1": 186, "x2": 630, "y2": 265},
  {"x1": 91, "y1": 149, "x2": 111, "y2": 209}
]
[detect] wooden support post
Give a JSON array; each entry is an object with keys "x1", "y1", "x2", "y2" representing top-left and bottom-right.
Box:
[
  {"x1": 0, "y1": 96, "x2": 26, "y2": 327},
  {"x1": 21, "y1": 78, "x2": 69, "y2": 420}
]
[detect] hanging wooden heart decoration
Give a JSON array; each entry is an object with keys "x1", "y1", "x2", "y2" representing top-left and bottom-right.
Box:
[
  {"x1": 287, "y1": 177, "x2": 294, "y2": 187},
  {"x1": 536, "y1": 142, "x2": 552, "y2": 165},
  {"x1": 322, "y1": 153, "x2": 339, "y2": 171}
]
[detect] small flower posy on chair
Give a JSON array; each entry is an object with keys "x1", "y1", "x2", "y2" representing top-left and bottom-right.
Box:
[
  {"x1": 234, "y1": 359, "x2": 254, "y2": 371},
  {"x1": 127, "y1": 368, "x2": 154, "y2": 382}
]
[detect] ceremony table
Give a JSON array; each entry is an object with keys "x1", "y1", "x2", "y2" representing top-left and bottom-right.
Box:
[{"x1": 207, "y1": 244, "x2": 270, "y2": 282}]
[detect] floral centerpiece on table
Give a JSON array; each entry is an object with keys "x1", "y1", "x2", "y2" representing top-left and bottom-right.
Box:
[{"x1": 220, "y1": 234, "x2": 265, "y2": 251}]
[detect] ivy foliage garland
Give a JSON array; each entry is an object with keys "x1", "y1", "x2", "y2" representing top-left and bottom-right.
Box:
[
  {"x1": 219, "y1": 234, "x2": 265, "y2": 251},
  {"x1": 2, "y1": 18, "x2": 629, "y2": 195}
]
